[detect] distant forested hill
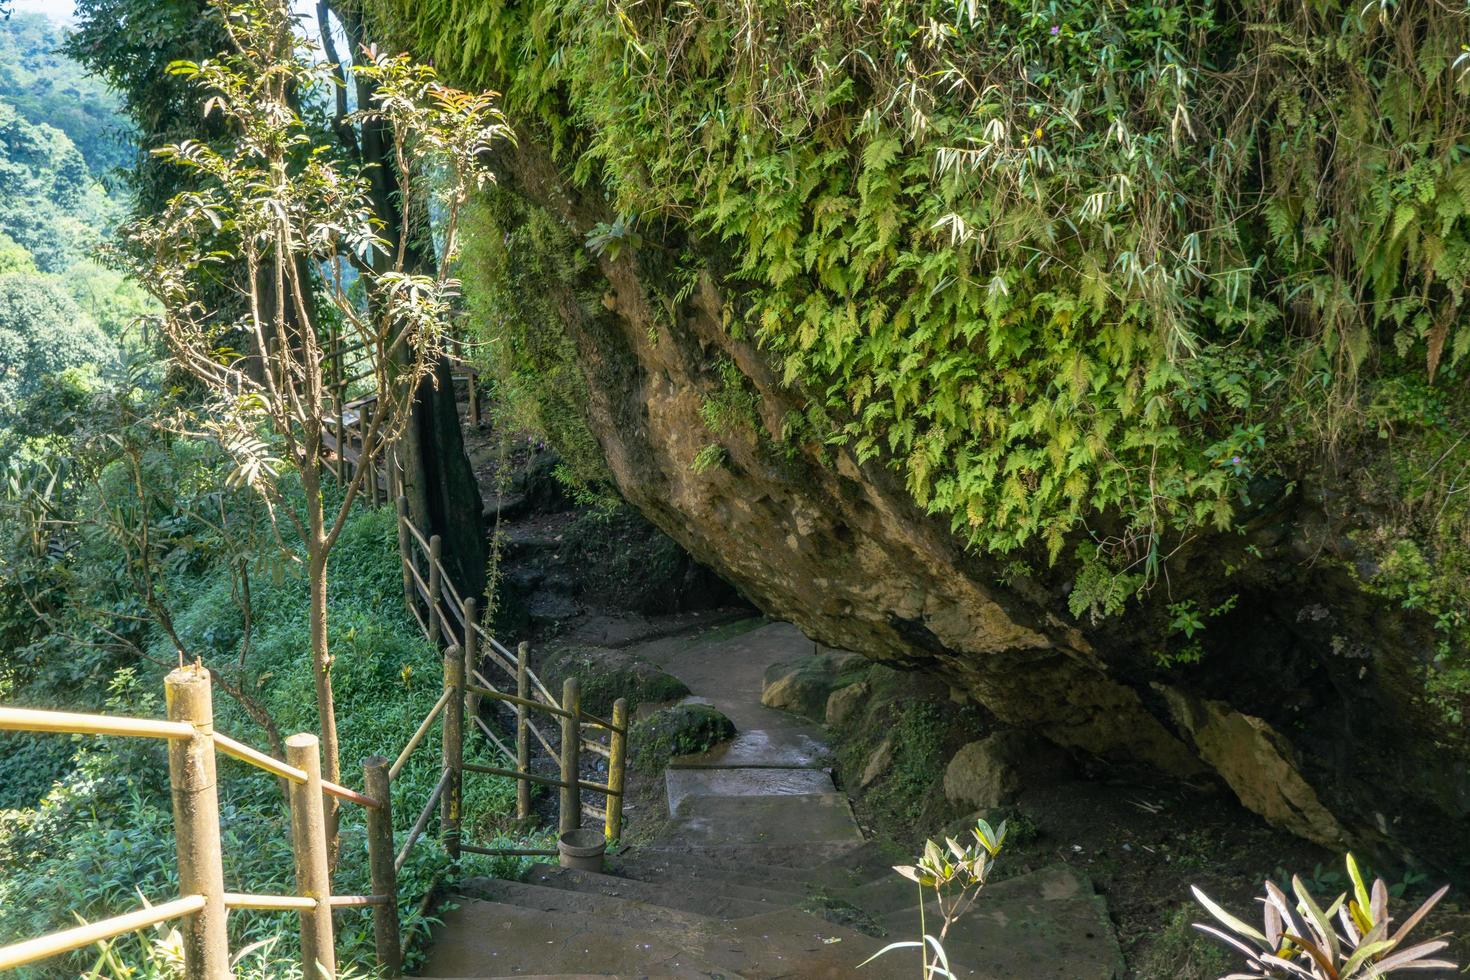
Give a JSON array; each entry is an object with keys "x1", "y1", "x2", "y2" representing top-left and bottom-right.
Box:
[{"x1": 0, "y1": 12, "x2": 130, "y2": 177}]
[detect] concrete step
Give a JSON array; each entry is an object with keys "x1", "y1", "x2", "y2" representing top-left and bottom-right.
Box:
[
  {"x1": 413, "y1": 899, "x2": 745, "y2": 978},
  {"x1": 661, "y1": 792, "x2": 864, "y2": 846},
  {"x1": 665, "y1": 766, "x2": 836, "y2": 814},
  {"x1": 414, "y1": 897, "x2": 919, "y2": 979},
  {"x1": 519, "y1": 864, "x2": 796, "y2": 919},
  {"x1": 453, "y1": 878, "x2": 713, "y2": 934}
]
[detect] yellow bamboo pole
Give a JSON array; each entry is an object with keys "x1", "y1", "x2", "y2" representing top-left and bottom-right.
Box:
[
  {"x1": 363, "y1": 755, "x2": 402, "y2": 976},
  {"x1": 0, "y1": 896, "x2": 206, "y2": 971},
  {"x1": 441, "y1": 646, "x2": 464, "y2": 860},
  {"x1": 286, "y1": 733, "x2": 336, "y2": 979},
  {"x1": 559, "y1": 678, "x2": 581, "y2": 836},
  {"x1": 606, "y1": 697, "x2": 628, "y2": 841},
  {"x1": 0, "y1": 706, "x2": 191, "y2": 740},
  {"x1": 164, "y1": 666, "x2": 230, "y2": 980},
  {"x1": 516, "y1": 641, "x2": 531, "y2": 821},
  {"x1": 427, "y1": 535, "x2": 443, "y2": 646}
]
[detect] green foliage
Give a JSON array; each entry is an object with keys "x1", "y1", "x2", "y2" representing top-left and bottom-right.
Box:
[
  {"x1": 0, "y1": 100, "x2": 118, "y2": 271},
  {"x1": 1134, "y1": 904, "x2": 1229, "y2": 980},
  {"x1": 458, "y1": 191, "x2": 613, "y2": 495},
  {"x1": 0, "y1": 272, "x2": 115, "y2": 410},
  {"x1": 1191, "y1": 853, "x2": 1455, "y2": 978},
  {"x1": 0, "y1": 497, "x2": 525, "y2": 978},
  {"x1": 371, "y1": 0, "x2": 1470, "y2": 605}
]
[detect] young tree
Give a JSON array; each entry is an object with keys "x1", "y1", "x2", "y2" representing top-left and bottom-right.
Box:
[{"x1": 123, "y1": 0, "x2": 505, "y2": 844}]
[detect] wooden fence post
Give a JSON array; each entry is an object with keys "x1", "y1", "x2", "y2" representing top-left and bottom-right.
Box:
[
  {"x1": 605, "y1": 697, "x2": 628, "y2": 842},
  {"x1": 468, "y1": 369, "x2": 480, "y2": 427},
  {"x1": 428, "y1": 535, "x2": 443, "y2": 647},
  {"x1": 362, "y1": 756, "x2": 402, "y2": 977},
  {"x1": 286, "y1": 733, "x2": 336, "y2": 979},
  {"x1": 395, "y1": 496, "x2": 413, "y2": 615},
  {"x1": 559, "y1": 677, "x2": 581, "y2": 836},
  {"x1": 516, "y1": 642, "x2": 531, "y2": 821},
  {"x1": 462, "y1": 599, "x2": 480, "y2": 720},
  {"x1": 442, "y1": 645, "x2": 464, "y2": 859},
  {"x1": 164, "y1": 665, "x2": 230, "y2": 980}
]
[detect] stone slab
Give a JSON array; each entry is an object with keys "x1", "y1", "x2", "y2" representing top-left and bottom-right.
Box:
[
  {"x1": 663, "y1": 792, "x2": 864, "y2": 846},
  {"x1": 666, "y1": 766, "x2": 836, "y2": 814}
]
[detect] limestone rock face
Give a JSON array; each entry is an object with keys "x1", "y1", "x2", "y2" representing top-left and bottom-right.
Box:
[
  {"x1": 944, "y1": 731, "x2": 1073, "y2": 810},
  {"x1": 473, "y1": 134, "x2": 1470, "y2": 879}
]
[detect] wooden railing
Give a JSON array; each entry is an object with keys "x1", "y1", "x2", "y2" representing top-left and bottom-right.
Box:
[
  {"x1": 393, "y1": 497, "x2": 629, "y2": 848},
  {"x1": 0, "y1": 666, "x2": 401, "y2": 979}
]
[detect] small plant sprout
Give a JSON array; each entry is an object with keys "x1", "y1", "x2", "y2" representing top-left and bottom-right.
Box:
[
  {"x1": 861, "y1": 817, "x2": 1007, "y2": 979},
  {"x1": 1191, "y1": 853, "x2": 1455, "y2": 979}
]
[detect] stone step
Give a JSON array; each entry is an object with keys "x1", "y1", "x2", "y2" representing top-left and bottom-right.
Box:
[
  {"x1": 661, "y1": 792, "x2": 863, "y2": 846},
  {"x1": 519, "y1": 863, "x2": 797, "y2": 919},
  {"x1": 414, "y1": 897, "x2": 927, "y2": 979},
  {"x1": 453, "y1": 878, "x2": 714, "y2": 934},
  {"x1": 414, "y1": 899, "x2": 744, "y2": 978},
  {"x1": 665, "y1": 766, "x2": 837, "y2": 814},
  {"x1": 628, "y1": 839, "x2": 898, "y2": 881}
]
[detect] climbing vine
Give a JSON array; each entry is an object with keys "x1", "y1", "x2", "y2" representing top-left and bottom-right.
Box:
[{"x1": 371, "y1": 0, "x2": 1470, "y2": 586}]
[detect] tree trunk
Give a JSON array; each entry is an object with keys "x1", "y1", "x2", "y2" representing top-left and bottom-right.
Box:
[{"x1": 302, "y1": 468, "x2": 341, "y2": 862}]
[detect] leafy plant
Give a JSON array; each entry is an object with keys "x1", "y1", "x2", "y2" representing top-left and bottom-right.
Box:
[
  {"x1": 1191, "y1": 853, "x2": 1455, "y2": 979},
  {"x1": 861, "y1": 818, "x2": 1006, "y2": 979}
]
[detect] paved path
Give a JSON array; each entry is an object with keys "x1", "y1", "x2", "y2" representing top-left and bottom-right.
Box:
[{"x1": 416, "y1": 621, "x2": 1123, "y2": 979}]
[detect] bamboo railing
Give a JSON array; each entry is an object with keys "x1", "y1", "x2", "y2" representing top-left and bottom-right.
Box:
[
  {"x1": 0, "y1": 373, "x2": 630, "y2": 978},
  {"x1": 391, "y1": 498, "x2": 629, "y2": 850},
  {"x1": 0, "y1": 666, "x2": 400, "y2": 979}
]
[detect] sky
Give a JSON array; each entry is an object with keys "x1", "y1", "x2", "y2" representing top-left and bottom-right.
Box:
[
  {"x1": 9, "y1": 0, "x2": 75, "y2": 21},
  {"x1": 9, "y1": 0, "x2": 320, "y2": 24}
]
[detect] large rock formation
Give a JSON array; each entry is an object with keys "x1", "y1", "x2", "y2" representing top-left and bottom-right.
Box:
[
  {"x1": 458, "y1": 134, "x2": 1468, "y2": 880},
  {"x1": 372, "y1": 0, "x2": 1470, "y2": 879}
]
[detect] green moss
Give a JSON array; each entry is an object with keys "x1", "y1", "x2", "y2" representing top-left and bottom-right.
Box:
[
  {"x1": 542, "y1": 646, "x2": 691, "y2": 718},
  {"x1": 630, "y1": 703, "x2": 736, "y2": 773},
  {"x1": 458, "y1": 188, "x2": 611, "y2": 495}
]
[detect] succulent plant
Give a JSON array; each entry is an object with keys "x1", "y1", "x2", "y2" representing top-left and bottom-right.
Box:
[{"x1": 1192, "y1": 854, "x2": 1455, "y2": 979}]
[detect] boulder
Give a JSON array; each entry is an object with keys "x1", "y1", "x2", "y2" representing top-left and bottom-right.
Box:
[
  {"x1": 541, "y1": 646, "x2": 691, "y2": 717},
  {"x1": 825, "y1": 681, "x2": 869, "y2": 728},
  {"x1": 943, "y1": 731, "x2": 1072, "y2": 810},
  {"x1": 1157, "y1": 686, "x2": 1351, "y2": 849},
  {"x1": 762, "y1": 651, "x2": 867, "y2": 720},
  {"x1": 631, "y1": 703, "x2": 737, "y2": 773},
  {"x1": 860, "y1": 734, "x2": 895, "y2": 789}
]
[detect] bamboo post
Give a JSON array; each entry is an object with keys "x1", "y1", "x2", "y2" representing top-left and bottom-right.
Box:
[
  {"x1": 428, "y1": 535, "x2": 443, "y2": 646},
  {"x1": 559, "y1": 677, "x2": 581, "y2": 836},
  {"x1": 395, "y1": 497, "x2": 413, "y2": 615},
  {"x1": 468, "y1": 369, "x2": 480, "y2": 427},
  {"x1": 462, "y1": 599, "x2": 480, "y2": 720},
  {"x1": 441, "y1": 645, "x2": 464, "y2": 860},
  {"x1": 286, "y1": 733, "x2": 336, "y2": 979},
  {"x1": 362, "y1": 756, "x2": 402, "y2": 977},
  {"x1": 605, "y1": 697, "x2": 628, "y2": 842},
  {"x1": 164, "y1": 665, "x2": 230, "y2": 980},
  {"x1": 516, "y1": 641, "x2": 531, "y2": 821}
]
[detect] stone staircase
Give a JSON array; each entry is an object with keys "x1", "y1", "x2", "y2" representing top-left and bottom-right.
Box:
[{"x1": 415, "y1": 623, "x2": 1124, "y2": 979}]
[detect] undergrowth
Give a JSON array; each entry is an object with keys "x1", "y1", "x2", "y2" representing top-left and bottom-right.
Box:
[{"x1": 0, "y1": 499, "x2": 533, "y2": 977}]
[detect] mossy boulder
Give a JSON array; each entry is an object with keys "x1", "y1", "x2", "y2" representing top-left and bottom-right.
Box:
[
  {"x1": 761, "y1": 651, "x2": 867, "y2": 720},
  {"x1": 541, "y1": 645, "x2": 691, "y2": 718},
  {"x1": 631, "y1": 703, "x2": 736, "y2": 773}
]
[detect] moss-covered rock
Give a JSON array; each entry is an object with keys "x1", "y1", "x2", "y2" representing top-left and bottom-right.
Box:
[
  {"x1": 760, "y1": 651, "x2": 867, "y2": 721},
  {"x1": 631, "y1": 703, "x2": 736, "y2": 774},
  {"x1": 541, "y1": 646, "x2": 690, "y2": 718}
]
